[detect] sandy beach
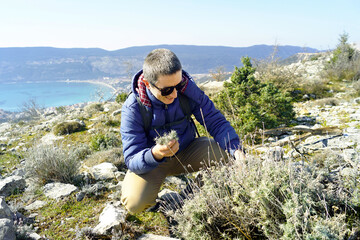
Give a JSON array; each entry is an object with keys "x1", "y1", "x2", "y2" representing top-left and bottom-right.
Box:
[{"x1": 58, "y1": 79, "x2": 118, "y2": 92}]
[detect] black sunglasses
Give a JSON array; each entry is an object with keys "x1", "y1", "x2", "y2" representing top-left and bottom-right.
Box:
[{"x1": 150, "y1": 81, "x2": 183, "y2": 96}]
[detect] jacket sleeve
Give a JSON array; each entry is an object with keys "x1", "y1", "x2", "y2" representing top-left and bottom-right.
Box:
[
  {"x1": 185, "y1": 80, "x2": 241, "y2": 156},
  {"x1": 120, "y1": 95, "x2": 164, "y2": 174}
]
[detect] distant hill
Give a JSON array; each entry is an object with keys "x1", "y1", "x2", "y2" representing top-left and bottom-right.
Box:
[{"x1": 0, "y1": 45, "x2": 319, "y2": 82}]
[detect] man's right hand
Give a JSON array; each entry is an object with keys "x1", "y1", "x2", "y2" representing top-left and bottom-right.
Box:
[{"x1": 151, "y1": 139, "x2": 180, "y2": 161}]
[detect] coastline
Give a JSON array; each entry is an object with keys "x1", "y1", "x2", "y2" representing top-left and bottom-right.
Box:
[
  {"x1": 0, "y1": 80, "x2": 120, "y2": 113},
  {"x1": 58, "y1": 79, "x2": 118, "y2": 92}
]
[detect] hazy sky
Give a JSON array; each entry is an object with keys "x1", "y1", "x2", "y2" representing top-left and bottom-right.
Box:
[{"x1": 1, "y1": 0, "x2": 359, "y2": 51}]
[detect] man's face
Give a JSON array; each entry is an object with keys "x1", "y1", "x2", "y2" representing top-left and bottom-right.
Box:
[{"x1": 147, "y1": 70, "x2": 182, "y2": 105}]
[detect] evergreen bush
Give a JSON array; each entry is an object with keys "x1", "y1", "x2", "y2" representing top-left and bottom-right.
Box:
[
  {"x1": 115, "y1": 92, "x2": 128, "y2": 103},
  {"x1": 53, "y1": 121, "x2": 85, "y2": 135},
  {"x1": 90, "y1": 132, "x2": 121, "y2": 151},
  {"x1": 214, "y1": 57, "x2": 295, "y2": 136}
]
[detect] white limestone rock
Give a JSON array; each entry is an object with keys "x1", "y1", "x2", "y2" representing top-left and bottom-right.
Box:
[
  {"x1": 93, "y1": 202, "x2": 127, "y2": 235},
  {"x1": 137, "y1": 234, "x2": 180, "y2": 240},
  {"x1": 91, "y1": 162, "x2": 118, "y2": 181},
  {"x1": 0, "y1": 175, "x2": 26, "y2": 197},
  {"x1": 43, "y1": 183, "x2": 78, "y2": 200}
]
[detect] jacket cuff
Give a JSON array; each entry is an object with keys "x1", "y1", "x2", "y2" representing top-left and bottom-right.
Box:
[{"x1": 144, "y1": 148, "x2": 164, "y2": 167}]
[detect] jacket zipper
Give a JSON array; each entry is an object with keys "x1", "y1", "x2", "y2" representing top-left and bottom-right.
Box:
[{"x1": 164, "y1": 104, "x2": 169, "y2": 125}]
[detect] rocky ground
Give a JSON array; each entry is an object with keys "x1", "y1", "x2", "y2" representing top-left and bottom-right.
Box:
[
  {"x1": 1, "y1": 93, "x2": 359, "y2": 239},
  {"x1": 1, "y1": 51, "x2": 360, "y2": 239},
  {"x1": 0, "y1": 101, "x2": 184, "y2": 240},
  {"x1": 256, "y1": 96, "x2": 360, "y2": 162}
]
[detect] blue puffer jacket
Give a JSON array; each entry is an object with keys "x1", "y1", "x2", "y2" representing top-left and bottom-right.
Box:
[{"x1": 120, "y1": 70, "x2": 240, "y2": 174}]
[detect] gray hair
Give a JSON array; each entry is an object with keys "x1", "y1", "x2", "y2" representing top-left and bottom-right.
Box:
[{"x1": 143, "y1": 49, "x2": 182, "y2": 84}]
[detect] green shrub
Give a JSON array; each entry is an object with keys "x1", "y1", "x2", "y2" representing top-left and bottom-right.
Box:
[
  {"x1": 104, "y1": 118, "x2": 121, "y2": 127},
  {"x1": 53, "y1": 121, "x2": 85, "y2": 135},
  {"x1": 55, "y1": 106, "x2": 67, "y2": 114},
  {"x1": 25, "y1": 144, "x2": 82, "y2": 185},
  {"x1": 83, "y1": 147, "x2": 125, "y2": 169},
  {"x1": 84, "y1": 103, "x2": 104, "y2": 116},
  {"x1": 307, "y1": 97, "x2": 340, "y2": 107},
  {"x1": 322, "y1": 33, "x2": 360, "y2": 82},
  {"x1": 115, "y1": 92, "x2": 128, "y2": 103},
  {"x1": 300, "y1": 78, "x2": 332, "y2": 99},
  {"x1": 169, "y1": 154, "x2": 360, "y2": 239},
  {"x1": 90, "y1": 132, "x2": 121, "y2": 151},
  {"x1": 72, "y1": 144, "x2": 92, "y2": 160},
  {"x1": 0, "y1": 152, "x2": 21, "y2": 175},
  {"x1": 214, "y1": 57, "x2": 295, "y2": 136}
]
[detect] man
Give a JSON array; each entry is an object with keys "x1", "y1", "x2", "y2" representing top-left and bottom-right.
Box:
[{"x1": 120, "y1": 48, "x2": 244, "y2": 213}]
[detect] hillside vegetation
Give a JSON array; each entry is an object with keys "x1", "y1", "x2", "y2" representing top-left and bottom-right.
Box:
[{"x1": 0, "y1": 34, "x2": 360, "y2": 239}]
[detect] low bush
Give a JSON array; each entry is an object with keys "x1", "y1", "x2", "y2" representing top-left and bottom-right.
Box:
[
  {"x1": 25, "y1": 144, "x2": 82, "y2": 185},
  {"x1": 214, "y1": 57, "x2": 295, "y2": 136},
  {"x1": 0, "y1": 152, "x2": 21, "y2": 175},
  {"x1": 20, "y1": 98, "x2": 44, "y2": 120},
  {"x1": 169, "y1": 153, "x2": 360, "y2": 239},
  {"x1": 255, "y1": 54, "x2": 302, "y2": 96},
  {"x1": 322, "y1": 33, "x2": 360, "y2": 82},
  {"x1": 53, "y1": 121, "x2": 85, "y2": 135},
  {"x1": 307, "y1": 97, "x2": 341, "y2": 108},
  {"x1": 352, "y1": 80, "x2": 360, "y2": 97},
  {"x1": 55, "y1": 106, "x2": 67, "y2": 114},
  {"x1": 84, "y1": 103, "x2": 104, "y2": 116},
  {"x1": 104, "y1": 117, "x2": 121, "y2": 127},
  {"x1": 72, "y1": 144, "x2": 92, "y2": 160},
  {"x1": 115, "y1": 92, "x2": 128, "y2": 103},
  {"x1": 90, "y1": 132, "x2": 121, "y2": 151},
  {"x1": 83, "y1": 147, "x2": 125, "y2": 169},
  {"x1": 300, "y1": 78, "x2": 332, "y2": 99}
]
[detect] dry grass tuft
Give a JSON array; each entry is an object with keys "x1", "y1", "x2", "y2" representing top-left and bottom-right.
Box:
[{"x1": 25, "y1": 143, "x2": 82, "y2": 185}]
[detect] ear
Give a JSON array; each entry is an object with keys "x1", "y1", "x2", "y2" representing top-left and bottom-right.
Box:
[{"x1": 142, "y1": 78, "x2": 150, "y2": 88}]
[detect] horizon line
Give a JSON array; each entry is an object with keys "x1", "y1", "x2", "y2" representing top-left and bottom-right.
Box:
[{"x1": 0, "y1": 43, "x2": 330, "y2": 51}]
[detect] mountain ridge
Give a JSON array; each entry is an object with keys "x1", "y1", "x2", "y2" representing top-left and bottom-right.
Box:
[{"x1": 0, "y1": 44, "x2": 320, "y2": 82}]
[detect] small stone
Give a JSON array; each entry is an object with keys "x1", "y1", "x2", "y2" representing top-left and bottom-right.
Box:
[
  {"x1": 91, "y1": 162, "x2": 118, "y2": 181},
  {"x1": 43, "y1": 183, "x2": 78, "y2": 200},
  {"x1": 137, "y1": 234, "x2": 180, "y2": 240},
  {"x1": 24, "y1": 200, "x2": 47, "y2": 211},
  {"x1": 0, "y1": 175, "x2": 26, "y2": 197},
  {"x1": 93, "y1": 203, "x2": 127, "y2": 235}
]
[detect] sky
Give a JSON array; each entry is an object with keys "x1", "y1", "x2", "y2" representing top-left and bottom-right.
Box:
[{"x1": 1, "y1": 0, "x2": 359, "y2": 51}]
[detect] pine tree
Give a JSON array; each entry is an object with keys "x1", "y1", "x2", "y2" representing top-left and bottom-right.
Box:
[{"x1": 214, "y1": 56, "x2": 295, "y2": 135}]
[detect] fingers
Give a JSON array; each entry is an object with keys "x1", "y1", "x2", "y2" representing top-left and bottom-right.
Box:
[
  {"x1": 152, "y1": 139, "x2": 180, "y2": 160},
  {"x1": 156, "y1": 139, "x2": 179, "y2": 158},
  {"x1": 167, "y1": 139, "x2": 176, "y2": 147},
  {"x1": 169, "y1": 140, "x2": 179, "y2": 153}
]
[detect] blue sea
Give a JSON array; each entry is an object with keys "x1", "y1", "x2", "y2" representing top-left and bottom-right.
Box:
[{"x1": 0, "y1": 81, "x2": 115, "y2": 112}]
